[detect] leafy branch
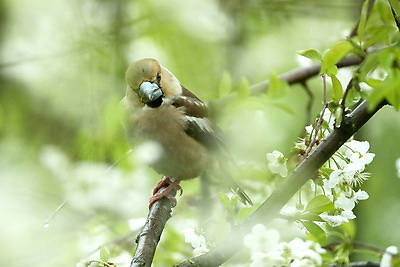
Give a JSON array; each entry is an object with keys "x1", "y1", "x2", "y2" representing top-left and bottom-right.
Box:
[{"x1": 176, "y1": 99, "x2": 387, "y2": 267}]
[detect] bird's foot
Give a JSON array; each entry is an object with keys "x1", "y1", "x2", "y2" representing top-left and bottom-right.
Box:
[{"x1": 149, "y1": 177, "x2": 182, "y2": 209}]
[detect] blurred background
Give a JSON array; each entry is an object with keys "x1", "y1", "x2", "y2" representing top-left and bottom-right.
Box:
[{"x1": 1, "y1": 0, "x2": 399, "y2": 266}]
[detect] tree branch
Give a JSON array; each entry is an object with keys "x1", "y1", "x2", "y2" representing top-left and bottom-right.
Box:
[
  {"x1": 330, "y1": 262, "x2": 380, "y2": 267},
  {"x1": 250, "y1": 55, "x2": 363, "y2": 95},
  {"x1": 130, "y1": 185, "x2": 177, "y2": 267},
  {"x1": 212, "y1": 54, "x2": 363, "y2": 108},
  {"x1": 176, "y1": 99, "x2": 387, "y2": 267}
]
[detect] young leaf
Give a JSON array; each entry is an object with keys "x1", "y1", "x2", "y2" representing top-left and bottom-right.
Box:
[
  {"x1": 330, "y1": 75, "x2": 343, "y2": 103},
  {"x1": 364, "y1": 78, "x2": 383, "y2": 88},
  {"x1": 326, "y1": 65, "x2": 338, "y2": 77},
  {"x1": 218, "y1": 192, "x2": 230, "y2": 208},
  {"x1": 389, "y1": 0, "x2": 400, "y2": 18},
  {"x1": 359, "y1": 52, "x2": 380, "y2": 80},
  {"x1": 357, "y1": 0, "x2": 370, "y2": 43},
  {"x1": 321, "y1": 41, "x2": 353, "y2": 74},
  {"x1": 305, "y1": 195, "x2": 334, "y2": 213},
  {"x1": 237, "y1": 76, "x2": 250, "y2": 97},
  {"x1": 268, "y1": 72, "x2": 282, "y2": 98},
  {"x1": 297, "y1": 212, "x2": 324, "y2": 222},
  {"x1": 335, "y1": 106, "x2": 343, "y2": 127},
  {"x1": 218, "y1": 71, "x2": 232, "y2": 97},
  {"x1": 270, "y1": 101, "x2": 296, "y2": 115},
  {"x1": 298, "y1": 49, "x2": 322, "y2": 63},
  {"x1": 100, "y1": 247, "x2": 109, "y2": 262},
  {"x1": 301, "y1": 221, "x2": 327, "y2": 244},
  {"x1": 376, "y1": 0, "x2": 396, "y2": 26},
  {"x1": 368, "y1": 70, "x2": 400, "y2": 110}
]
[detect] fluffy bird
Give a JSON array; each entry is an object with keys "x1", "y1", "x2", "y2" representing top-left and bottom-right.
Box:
[{"x1": 121, "y1": 58, "x2": 251, "y2": 207}]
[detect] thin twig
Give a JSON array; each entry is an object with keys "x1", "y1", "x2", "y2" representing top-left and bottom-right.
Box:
[
  {"x1": 211, "y1": 55, "x2": 363, "y2": 108},
  {"x1": 324, "y1": 240, "x2": 397, "y2": 257},
  {"x1": 306, "y1": 74, "x2": 328, "y2": 156},
  {"x1": 329, "y1": 262, "x2": 380, "y2": 267},
  {"x1": 302, "y1": 81, "x2": 314, "y2": 126}
]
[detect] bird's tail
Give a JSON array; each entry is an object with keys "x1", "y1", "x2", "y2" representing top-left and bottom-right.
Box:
[{"x1": 216, "y1": 159, "x2": 253, "y2": 206}]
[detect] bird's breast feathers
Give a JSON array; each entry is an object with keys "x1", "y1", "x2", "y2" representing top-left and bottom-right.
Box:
[{"x1": 131, "y1": 103, "x2": 210, "y2": 180}]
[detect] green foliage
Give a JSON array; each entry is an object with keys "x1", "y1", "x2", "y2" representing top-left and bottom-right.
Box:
[
  {"x1": 321, "y1": 41, "x2": 353, "y2": 75},
  {"x1": 305, "y1": 195, "x2": 335, "y2": 213},
  {"x1": 302, "y1": 221, "x2": 327, "y2": 244},
  {"x1": 100, "y1": 247, "x2": 109, "y2": 263},
  {"x1": 1, "y1": 0, "x2": 400, "y2": 266},
  {"x1": 298, "y1": 49, "x2": 322, "y2": 63},
  {"x1": 330, "y1": 75, "x2": 344, "y2": 104}
]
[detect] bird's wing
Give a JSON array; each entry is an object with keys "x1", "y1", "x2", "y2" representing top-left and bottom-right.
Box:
[
  {"x1": 171, "y1": 86, "x2": 225, "y2": 150},
  {"x1": 171, "y1": 86, "x2": 252, "y2": 205}
]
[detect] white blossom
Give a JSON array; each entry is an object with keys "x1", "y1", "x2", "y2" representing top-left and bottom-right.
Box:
[
  {"x1": 266, "y1": 150, "x2": 288, "y2": 177},
  {"x1": 320, "y1": 212, "x2": 348, "y2": 227},
  {"x1": 334, "y1": 193, "x2": 355, "y2": 211},
  {"x1": 243, "y1": 224, "x2": 280, "y2": 253},
  {"x1": 244, "y1": 226, "x2": 325, "y2": 267},
  {"x1": 380, "y1": 246, "x2": 398, "y2": 267},
  {"x1": 354, "y1": 190, "x2": 369, "y2": 201},
  {"x1": 396, "y1": 158, "x2": 400, "y2": 178},
  {"x1": 183, "y1": 228, "x2": 209, "y2": 256}
]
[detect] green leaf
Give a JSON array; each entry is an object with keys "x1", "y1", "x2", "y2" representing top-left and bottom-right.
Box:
[
  {"x1": 345, "y1": 88, "x2": 362, "y2": 106},
  {"x1": 364, "y1": 78, "x2": 383, "y2": 88},
  {"x1": 218, "y1": 192, "x2": 238, "y2": 212},
  {"x1": 357, "y1": 0, "x2": 370, "y2": 43},
  {"x1": 100, "y1": 247, "x2": 109, "y2": 262},
  {"x1": 301, "y1": 221, "x2": 327, "y2": 244},
  {"x1": 268, "y1": 72, "x2": 282, "y2": 98},
  {"x1": 376, "y1": 0, "x2": 395, "y2": 26},
  {"x1": 237, "y1": 76, "x2": 250, "y2": 97},
  {"x1": 326, "y1": 65, "x2": 338, "y2": 77},
  {"x1": 236, "y1": 206, "x2": 257, "y2": 221},
  {"x1": 378, "y1": 48, "x2": 395, "y2": 71},
  {"x1": 391, "y1": 256, "x2": 400, "y2": 267},
  {"x1": 305, "y1": 195, "x2": 334, "y2": 213},
  {"x1": 368, "y1": 70, "x2": 400, "y2": 110},
  {"x1": 335, "y1": 106, "x2": 343, "y2": 127},
  {"x1": 359, "y1": 52, "x2": 380, "y2": 80},
  {"x1": 218, "y1": 192, "x2": 230, "y2": 208},
  {"x1": 298, "y1": 49, "x2": 322, "y2": 62},
  {"x1": 386, "y1": 81, "x2": 400, "y2": 110},
  {"x1": 363, "y1": 26, "x2": 392, "y2": 48},
  {"x1": 270, "y1": 101, "x2": 296, "y2": 115},
  {"x1": 330, "y1": 75, "x2": 343, "y2": 103},
  {"x1": 340, "y1": 220, "x2": 356, "y2": 239},
  {"x1": 389, "y1": 0, "x2": 400, "y2": 18},
  {"x1": 321, "y1": 41, "x2": 353, "y2": 74},
  {"x1": 218, "y1": 71, "x2": 232, "y2": 97},
  {"x1": 297, "y1": 212, "x2": 324, "y2": 222}
]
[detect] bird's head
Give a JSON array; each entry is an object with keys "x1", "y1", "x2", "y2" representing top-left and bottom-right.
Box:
[{"x1": 125, "y1": 58, "x2": 182, "y2": 107}]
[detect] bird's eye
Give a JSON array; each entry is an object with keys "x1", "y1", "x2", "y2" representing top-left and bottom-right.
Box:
[{"x1": 156, "y1": 73, "x2": 161, "y2": 83}]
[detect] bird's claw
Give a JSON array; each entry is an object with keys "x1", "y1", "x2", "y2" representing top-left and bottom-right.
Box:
[{"x1": 149, "y1": 177, "x2": 182, "y2": 209}]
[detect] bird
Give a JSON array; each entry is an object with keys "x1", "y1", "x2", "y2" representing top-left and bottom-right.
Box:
[{"x1": 121, "y1": 58, "x2": 252, "y2": 208}]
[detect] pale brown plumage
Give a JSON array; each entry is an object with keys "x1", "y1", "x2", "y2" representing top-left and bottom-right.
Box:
[{"x1": 121, "y1": 58, "x2": 251, "y2": 205}]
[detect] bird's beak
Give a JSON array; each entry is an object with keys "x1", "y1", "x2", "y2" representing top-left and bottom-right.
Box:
[{"x1": 138, "y1": 81, "x2": 163, "y2": 103}]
